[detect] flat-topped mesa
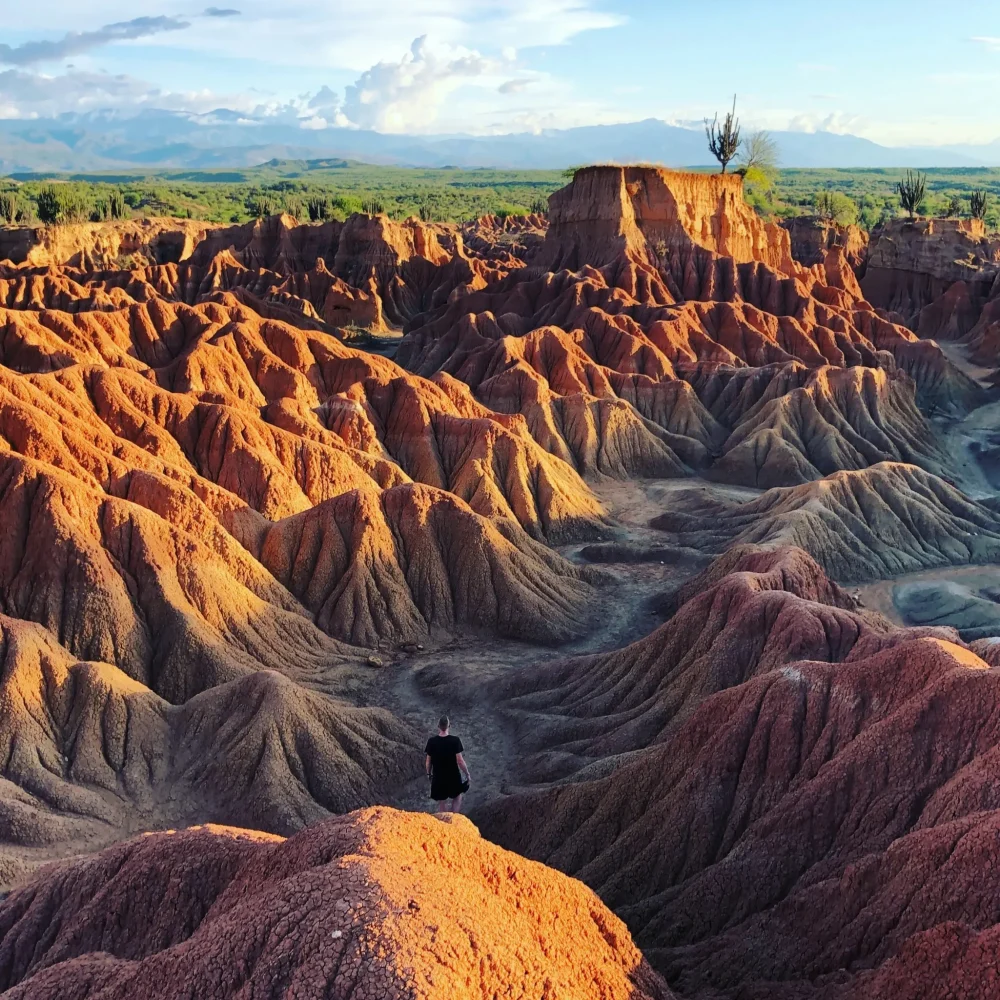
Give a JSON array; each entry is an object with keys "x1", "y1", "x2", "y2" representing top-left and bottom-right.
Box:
[
  {"x1": 866, "y1": 218, "x2": 1000, "y2": 285},
  {"x1": 781, "y1": 215, "x2": 869, "y2": 271},
  {"x1": 0, "y1": 218, "x2": 213, "y2": 269},
  {"x1": 862, "y1": 217, "x2": 1000, "y2": 335},
  {"x1": 539, "y1": 165, "x2": 794, "y2": 272}
]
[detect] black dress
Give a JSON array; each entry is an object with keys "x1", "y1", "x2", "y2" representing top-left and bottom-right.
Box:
[{"x1": 426, "y1": 734, "x2": 464, "y2": 800}]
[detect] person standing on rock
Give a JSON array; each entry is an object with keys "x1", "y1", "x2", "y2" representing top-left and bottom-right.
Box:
[{"x1": 425, "y1": 716, "x2": 470, "y2": 813}]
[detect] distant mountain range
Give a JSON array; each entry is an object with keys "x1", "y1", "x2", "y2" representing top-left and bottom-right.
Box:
[{"x1": 4, "y1": 110, "x2": 1000, "y2": 173}]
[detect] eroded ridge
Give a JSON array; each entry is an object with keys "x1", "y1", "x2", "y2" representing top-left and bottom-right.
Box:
[{"x1": 0, "y1": 808, "x2": 673, "y2": 1000}]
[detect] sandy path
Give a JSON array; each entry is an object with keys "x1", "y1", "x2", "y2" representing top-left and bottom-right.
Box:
[{"x1": 378, "y1": 476, "x2": 726, "y2": 816}]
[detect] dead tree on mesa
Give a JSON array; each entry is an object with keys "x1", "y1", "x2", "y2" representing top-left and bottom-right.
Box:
[
  {"x1": 896, "y1": 170, "x2": 926, "y2": 220},
  {"x1": 971, "y1": 189, "x2": 989, "y2": 220},
  {"x1": 706, "y1": 96, "x2": 741, "y2": 174}
]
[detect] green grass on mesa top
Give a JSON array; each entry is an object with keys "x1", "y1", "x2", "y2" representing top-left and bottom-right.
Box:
[{"x1": 4, "y1": 159, "x2": 1000, "y2": 229}]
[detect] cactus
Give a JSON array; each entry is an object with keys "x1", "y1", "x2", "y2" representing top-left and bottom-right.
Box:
[
  {"x1": 0, "y1": 191, "x2": 24, "y2": 224},
  {"x1": 361, "y1": 197, "x2": 386, "y2": 216},
  {"x1": 705, "y1": 96, "x2": 742, "y2": 174},
  {"x1": 307, "y1": 196, "x2": 330, "y2": 222},
  {"x1": 245, "y1": 192, "x2": 278, "y2": 218},
  {"x1": 108, "y1": 189, "x2": 128, "y2": 220},
  {"x1": 896, "y1": 170, "x2": 926, "y2": 220},
  {"x1": 971, "y1": 189, "x2": 989, "y2": 220}
]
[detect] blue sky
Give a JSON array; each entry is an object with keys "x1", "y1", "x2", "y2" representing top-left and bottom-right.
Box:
[{"x1": 3, "y1": 0, "x2": 1000, "y2": 145}]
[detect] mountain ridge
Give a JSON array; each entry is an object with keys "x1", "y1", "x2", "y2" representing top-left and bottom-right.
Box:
[{"x1": 1, "y1": 111, "x2": 997, "y2": 173}]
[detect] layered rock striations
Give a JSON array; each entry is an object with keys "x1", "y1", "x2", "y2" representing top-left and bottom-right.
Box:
[
  {"x1": 399, "y1": 168, "x2": 976, "y2": 483},
  {"x1": 862, "y1": 217, "x2": 1000, "y2": 343},
  {"x1": 0, "y1": 227, "x2": 611, "y2": 856},
  {"x1": 782, "y1": 215, "x2": 869, "y2": 272}
]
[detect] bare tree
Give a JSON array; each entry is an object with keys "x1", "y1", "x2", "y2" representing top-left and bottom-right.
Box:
[
  {"x1": 706, "y1": 96, "x2": 741, "y2": 174},
  {"x1": 896, "y1": 170, "x2": 926, "y2": 220},
  {"x1": 971, "y1": 189, "x2": 989, "y2": 220},
  {"x1": 739, "y1": 130, "x2": 778, "y2": 174}
]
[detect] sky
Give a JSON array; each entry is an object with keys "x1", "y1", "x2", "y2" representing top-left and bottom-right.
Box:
[{"x1": 3, "y1": 0, "x2": 1000, "y2": 146}]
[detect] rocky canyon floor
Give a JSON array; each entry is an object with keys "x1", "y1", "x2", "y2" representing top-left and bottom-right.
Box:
[{"x1": 5, "y1": 169, "x2": 1000, "y2": 999}]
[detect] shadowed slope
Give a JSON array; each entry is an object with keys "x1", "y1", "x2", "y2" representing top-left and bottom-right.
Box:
[
  {"x1": 0, "y1": 615, "x2": 422, "y2": 847},
  {"x1": 397, "y1": 170, "x2": 975, "y2": 486},
  {"x1": 652, "y1": 463, "x2": 1000, "y2": 581},
  {"x1": 476, "y1": 544, "x2": 1000, "y2": 998},
  {"x1": 484, "y1": 546, "x2": 930, "y2": 782}
]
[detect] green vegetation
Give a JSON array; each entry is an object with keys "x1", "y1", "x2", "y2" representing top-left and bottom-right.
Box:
[
  {"x1": 971, "y1": 188, "x2": 989, "y2": 220},
  {"x1": 6, "y1": 160, "x2": 1000, "y2": 232},
  {"x1": 705, "y1": 97, "x2": 741, "y2": 174},
  {"x1": 0, "y1": 160, "x2": 565, "y2": 226},
  {"x1": 896, "y1": 170, "x2": 927, "y2": 220},
  {"x1": 0, "y1": 191, "x2": 25, "y2": 224},
  {"x1": 814, "y1": 190, "x2": 859, "y2": 226},
  {"x1": 360, "y1": 197, "x2": 386, "y2": 216},
  {"x1": 736, "y1": 130, "x2": 779, "y2": 213}
]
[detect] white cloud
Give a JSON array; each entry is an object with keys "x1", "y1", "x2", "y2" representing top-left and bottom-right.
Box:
[
  {"x1": 0, "y1": 66, "x2": 254, "y2": 118},
  {"x1": 787, "y1": 111, "x2": 865, "y2": 135},
  {"x1": 342, "y1": 35, "x2": 513, "y2": 132},
  {"x1": 971, "y1": 36, "x2": 1000, "y2": 51},
  {"x1": 498, "y1": 78, "x2": 532, "y2": 95}
]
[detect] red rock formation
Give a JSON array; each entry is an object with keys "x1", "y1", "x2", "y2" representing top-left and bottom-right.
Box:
[
  {"x1": 0, "y1": 809, "x2": 674, "y2": 1000},
  {"x1": 862, "y1": 218, "x2": 1000, "y2": 339},
  {"x1": 781, "y1": 215, "x2": 869, "y2": 272},
  {"x1": 476, "y1": 543, "x2": 1000, "y2": 998},
  {"x1": 0, "y1": 277, "x2": 608, "y2": 856},
  {"x1": 397, "y1": 171, "x2": 976, "y2": 482},
  {"x1": 651, "y1": 462, "x2": 1000, "y2": 580},
  {"x1": 539, "y1": 166, "x2": 794, "y2": 271}
]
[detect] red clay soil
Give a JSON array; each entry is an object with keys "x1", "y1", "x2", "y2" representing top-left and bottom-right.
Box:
[
  {"x1": 0, "y1": 218, "x2": 614, "y2": 858},
  {"x1": 476, "y1": 544, "x2": 1000, "y2": 998},
  {"x1": 0, "y1": 808, "x2": 673, "y2": 1000},
  {"x1": 3, "y1": 171, "x2": 1000, "y2": 1000}
]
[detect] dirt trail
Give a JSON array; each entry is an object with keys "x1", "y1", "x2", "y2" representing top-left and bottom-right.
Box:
[{"x1": 380, "y1": 477, "x2": 728, "y2": 816}]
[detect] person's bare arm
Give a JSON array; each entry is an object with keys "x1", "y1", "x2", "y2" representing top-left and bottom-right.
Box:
[
  {"x1": 425, "y1": 754, "x2": 432, "y2": 778},
  {"x1": 456, "y1": 752, "x2": 469, "y2": 780}
]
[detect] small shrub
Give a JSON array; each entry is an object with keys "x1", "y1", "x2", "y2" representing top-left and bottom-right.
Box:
[
  {"x1": 814, "y1": 190, "x2": 858, "y2": 226},
  {"x1": 0, "y1": 191, "x2": 25, "y2": 224},
  {"x1": 35, "y1": 187, "x2": 62, "y2": 224}
]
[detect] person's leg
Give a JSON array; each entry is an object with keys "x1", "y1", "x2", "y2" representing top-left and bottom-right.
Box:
[
  {"x1": 450, "y1": 793, "x2": 463, "y2": 814},
  {"x1": 437, "y1": 799, "x2": 450, "y2": 813}
]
